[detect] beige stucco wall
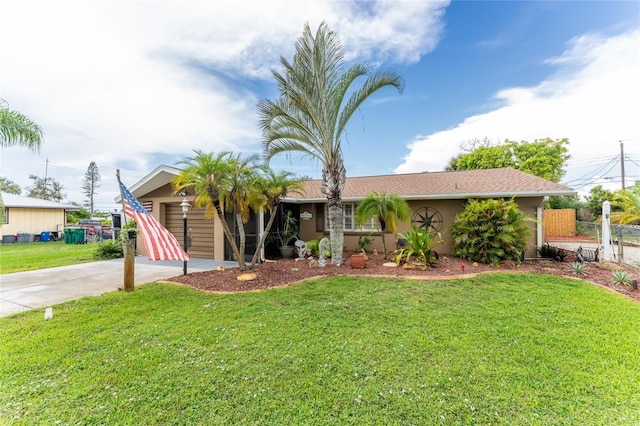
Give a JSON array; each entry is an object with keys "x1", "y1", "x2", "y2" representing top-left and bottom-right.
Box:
[
  {"x1": 298, "y1": 197, "x2": 544, "y2": 258},
  {"x1": 1, "y1": 208, "x2": 67, "y2": 238}
]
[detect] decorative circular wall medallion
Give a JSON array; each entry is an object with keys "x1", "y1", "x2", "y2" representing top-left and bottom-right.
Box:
[{"x1": 411, "y1": 207, "x2": 443, "y2": 233}]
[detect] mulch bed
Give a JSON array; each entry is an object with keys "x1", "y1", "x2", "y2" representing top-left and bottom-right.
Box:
[{"x1": 166, "y1": 251, "x2": 640, "y2": 303}]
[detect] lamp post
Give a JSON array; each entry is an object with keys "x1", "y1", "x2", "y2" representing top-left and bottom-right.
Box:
[{"x1": 180, "y1": 198, "x2": 191, "y2": 275}]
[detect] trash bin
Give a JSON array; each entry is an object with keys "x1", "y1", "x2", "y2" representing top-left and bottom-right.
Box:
[
  {"x1": 2, "y1": 235, "x2": 14, "y2": 244},
  {"x1": 71, "y1": 228, "x2": 86, "y2": 244},
  {"x1": 40, "y1": 231, "x2": 51, "y2": 242},
  {"x1": 17, "y1": 233, "x2": 34, "y2": 243},
  {"x1": 64, "y1": 228, "x2": 85, "y2": 244}
]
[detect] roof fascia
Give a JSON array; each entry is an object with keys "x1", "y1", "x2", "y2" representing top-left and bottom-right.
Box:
[{"x1": 283, "y1": 190, "x2": 576, "y2": 204}]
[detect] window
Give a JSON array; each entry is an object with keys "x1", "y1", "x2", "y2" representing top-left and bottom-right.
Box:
[
  {"x1": 3, "y1": 208, "x2": 7, "y2": 224},
  {"x1": 324, "y1": 203, "x2": 378, "y2": 232}
]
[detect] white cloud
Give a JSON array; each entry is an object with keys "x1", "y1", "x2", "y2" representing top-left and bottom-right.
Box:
[
  {"x1": 394, "y1": 29, "x2": 640, "y2": 193},
  {"x1": 0, "y1": 0, "x2": 448, "y2": 211}
]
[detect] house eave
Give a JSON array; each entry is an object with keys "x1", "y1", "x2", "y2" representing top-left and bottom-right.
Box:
[{"x1": 282, "y1": 189, "x2": 576, "y2": 204}]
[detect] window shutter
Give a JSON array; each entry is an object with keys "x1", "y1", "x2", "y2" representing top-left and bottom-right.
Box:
[{"x1": 315, "y1": 204, "x2": 324, "y2": 232}]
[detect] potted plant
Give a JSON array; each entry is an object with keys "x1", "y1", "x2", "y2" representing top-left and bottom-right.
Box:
[
  {"x1": 350, "y1": 252, "x2": 366, "y2": 269},
  {"x1": 277, "y1": 210, "x2": 298, "y2": 258}
]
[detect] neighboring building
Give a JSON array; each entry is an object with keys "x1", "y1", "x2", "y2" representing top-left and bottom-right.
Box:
[
  {"x1": 1, "y1": 192, "x2": 79, "y2": 241},
  {"x1": 121, "y1": 166, "x2": 575, "y2": 261}
]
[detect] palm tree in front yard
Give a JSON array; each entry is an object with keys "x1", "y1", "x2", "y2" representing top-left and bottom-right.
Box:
[
  {"x1": 0, "y1": 98, "x2": 43, "y2": 152},
  {"x1": 355, "y1": 192, "x2": 410, "y2": 259},
  {"x1": 248, "y1": 169, "x2": 305, "y2": 268},
  {"x1": 173, "y1": 150, "x2": 257, "y2": 270},
  {"x1": 612, "y1": 183, "x2": 640, "y2": 224},
  {"x1": 258, "y1": 21, "x2": 404, "y2": 265}
]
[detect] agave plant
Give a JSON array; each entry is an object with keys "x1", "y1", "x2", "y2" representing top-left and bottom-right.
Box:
[
  {"x1": 569, "y1": 261, "x2": 587, "y2": 276},
  {"x1": 392, "y1": 225, "x2": 443, "y2": 266},
  {"x1": 611, "y1": 270, "x2": 632, "y2": 286}
]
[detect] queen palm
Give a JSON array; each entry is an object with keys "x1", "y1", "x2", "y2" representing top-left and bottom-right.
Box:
[
  {"x1": 355, "y1": 192, "x2": 410, "y2": 259},
  {"x1": 258, "y1": 22, "x2": 404, "y2": 265},
  {"x1": 0, "y1": 98, "x2": 43, "y2": 152}
]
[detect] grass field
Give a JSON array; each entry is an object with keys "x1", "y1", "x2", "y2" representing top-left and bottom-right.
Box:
[
  {"x1": 0, "y1": 241, "x2": 98, "y2": 274},
  {"x1": 2, "y1": 274, "x2": 639, "y2": 424}
]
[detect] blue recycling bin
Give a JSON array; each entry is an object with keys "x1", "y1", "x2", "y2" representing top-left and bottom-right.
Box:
[{"x1": 40, "y1": 231, "x2": 51, "y2": 242}]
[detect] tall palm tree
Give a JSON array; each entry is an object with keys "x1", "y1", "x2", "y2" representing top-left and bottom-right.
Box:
[
  {"x1": 258, "y1": 21, "x2": 404, "y2": 265},
  {"x1": 611, "y1": 184, "x2": 640, "y2": 224},
  {"x1": 247, "y1": 169, "x2": 305, "y2": 268},
  {"x1": 0, "y1": 98, "x2": 44, "y2": 152},
  {"x1": 172, "y1": 150, "x2": 256, "y2": 270},
  {"x1": 355, "y1": 192, "x2": 410, "y2": 258},
  {"x1": 0, "y1": 99, "x2": 45, "y2": 222}
]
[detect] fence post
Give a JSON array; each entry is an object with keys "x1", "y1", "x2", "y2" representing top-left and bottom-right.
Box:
[
  {"x1": 602, "y1": 201, "x2": 611, "y2": 261},
  {"x1": 617, "y1": 225, "x2": 623, "y2": 264}
]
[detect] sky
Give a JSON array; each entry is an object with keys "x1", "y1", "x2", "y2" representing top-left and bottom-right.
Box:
[{"x1": 1, "y1": 0, "x2": 639, "y2": 213}]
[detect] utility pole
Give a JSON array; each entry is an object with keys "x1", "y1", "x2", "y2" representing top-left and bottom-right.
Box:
[
  {"x1": 620, "y1": 141, "x2": 625, "y2": 190},
  {"x1": 44, "y1": 158, "x2": 49, "y2": 198}
]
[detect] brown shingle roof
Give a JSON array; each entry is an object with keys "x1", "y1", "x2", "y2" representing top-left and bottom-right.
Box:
[{"x1": 286, "y1": 168, "x2": 574, "y2": 202}]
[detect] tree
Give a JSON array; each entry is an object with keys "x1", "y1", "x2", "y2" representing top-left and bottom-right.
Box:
[
  {"x1": 0, "y1": 177, "x2": 21, "y2": 194},
  {"x1": 26, "y1": 174, "x2": 64, "y2": 201},
  {"x1": 81, "y1": 161, "x2": 101, "y2": 217},
  {"x1": 67, "y1": 204, "x2": 91, "y2": 224},
  {"x1": 173, "y1": 151, "x2": 265, "y2": 271},
  {"x1": 0, "y1": 98, "x2": 44, "y2": 152},
  {"x1": 0, "y1": 99, "x2": 44, "y2": 222},
  {"x1": 611, "y1": 183, "x2": 640, "y2": 225},
  {"x1": 221, "y1": 152, "x2": 265, "y2": 269},
  {"x1": 258, "y1": 21, "x2": 404, "y2": 265},
  {"x1": 584, "y1": 185, "x2": 617, "y2": 220},
  {"x1": 247, "y1": 169, "x2": 305, "y2": 268},
  {"x1": 447, "y1": 138, "x2": 570, "y2": 183},
  {"x1": 355, "y1": 192, "x2": 410, "y2": 259},
  {"x1": 546, "y1": 194, "x2": 584, "y2": 220},
  {"x1": 173, "y1": 151, "x2": 241, "y2": 268}
]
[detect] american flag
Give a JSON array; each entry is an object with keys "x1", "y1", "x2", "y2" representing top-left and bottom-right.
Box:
[{"x1": 118, "y1": 178, "x2": 190, "y2": 262}]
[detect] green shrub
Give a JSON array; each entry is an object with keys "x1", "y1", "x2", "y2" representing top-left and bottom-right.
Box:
[
  {"x1": 450, "y1": 198, "x2": 531, "y2": 265},
  {"x1": 357, "y1": 233, "x2": 375, "y2": 253},
  {"x1": 306, "y1": 238, "x2": 321, "y2": 257},
  {"x1": 94, "y1": 240, "x2": 124, "y2": 260},
  {"x1": 538, "y1": 243, "x2": 569, "y2": 262},
  {"x1": 392, "y1": 225, "x2": 442, "y2": 266}
]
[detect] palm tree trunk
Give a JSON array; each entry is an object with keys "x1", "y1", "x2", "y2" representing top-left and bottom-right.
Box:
[
  {"x1": 236, "y1": 211, "x2": 246, "y2": 266},
  {"x1": 381, "y1": 231, "x2": 388, "y2": 259},
  {"x1": 209, "y1": 194, "x2": 245, "y2": 270},
  {"x1": 249, "y1": 206, "x2": 278, "y2": 268},
  {"x1": 322, "y1": 159, "x2": 346, "y2": 266}
]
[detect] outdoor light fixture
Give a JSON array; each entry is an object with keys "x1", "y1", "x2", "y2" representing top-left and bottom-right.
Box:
[{"x1": 180, "y1": 198, "x2": 191, "y2": 275}]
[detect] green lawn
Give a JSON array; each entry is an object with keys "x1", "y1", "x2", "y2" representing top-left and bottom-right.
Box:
[
  {"x1": 0, "y1": 241, "x2": 98, "y2": 274},
  {"x1": 1, "y1": 274, "x2": 639, "y2": 424}
]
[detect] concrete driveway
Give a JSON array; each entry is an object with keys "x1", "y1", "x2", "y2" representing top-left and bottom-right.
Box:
[{"x1": 0, "y1": 257, "x2": 237, "y2": 317}]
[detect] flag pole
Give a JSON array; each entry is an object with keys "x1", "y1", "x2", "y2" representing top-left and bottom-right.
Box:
[{"x1": 117, "y1": 169, "x2": 135, "y2": 292}]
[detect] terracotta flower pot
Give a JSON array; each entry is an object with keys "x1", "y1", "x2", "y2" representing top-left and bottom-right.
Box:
[{"x1": 350, "y1": 253, "x2": 365, "y2": 269}]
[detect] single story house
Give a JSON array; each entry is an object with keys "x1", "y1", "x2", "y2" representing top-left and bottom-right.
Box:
[
  {"x1": 1, "y1": 192, "x2": 80, "y2": 242},
  {"x1": 118, "y1": 166, "x2": 575, "y2": 261}
]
